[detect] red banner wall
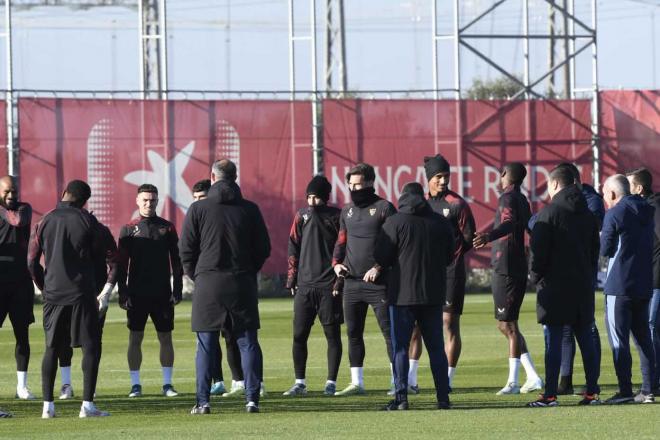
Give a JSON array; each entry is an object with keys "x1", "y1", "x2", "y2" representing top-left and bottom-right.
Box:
[
  {"x1": 323, "y1": 99, "x2": 593, "y2": 266},
  {"x1": 600, "y1": 90, "x2": 660, "y2": 179},
  {"x1": 0, "y1": 103, "x2": 6, "y2": 176},
  {"x1": 18, "y1": 99, "x2": 312, "y2": 274}
]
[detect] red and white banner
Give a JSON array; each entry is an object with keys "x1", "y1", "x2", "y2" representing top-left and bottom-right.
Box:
[
  {"x1": 600, "y1": 90, "x2": 660, "y2": 179},
  {"x1": 323, "y1": 99, "x2": 593, "y2": 266},
  {"x1": 0, "y1": 102, "x2": 6, "y2": 176},
  {"x1": 18, "y1": 99, "x2": 312, "y2": 274}
]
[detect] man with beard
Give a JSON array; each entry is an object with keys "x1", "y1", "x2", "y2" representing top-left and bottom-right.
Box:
[
  {"x1": 333, "y1": 163, "x2": 396, "y2": 396},
  {"x1": 283, "y1": 175, "x2": 343, "y2": 397},
  {"x1": 0, "y1": 176, "x2": 35, "y2": 401},
  {"x1": 527, "y1": 165, "x2": 601, "y2": 407},
  {"x1": 474, "y1": 163, "x2": 543, "y2": 395}
]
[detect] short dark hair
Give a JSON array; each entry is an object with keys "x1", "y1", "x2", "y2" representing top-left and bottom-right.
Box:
[
  {"x1": 556, "y1": 162, "x2": 581, "y2": 184},
  {"x1": 137, "y1": 183, "x2": 158, "y2": 195},
  {"x1": 65, "y1": 179, "x2": 91, "y2": 204},
  {"x1": 503, "y1": 162, "x2": 527, "y2": 186},
  {"x1": 626, "y1": 167, "x2": 653, "y2": 194},
  {"x1": 192, "y1": 179, "x2": 211, "y2": 194},
  {"x1": 549, "y1": 165, "x2": 575, "y2": 188},
  {"x1": 212, "y1": 159, "x2": 237, "y2": 182},
  {"x1": 345, "y1": 163, "x2": 376, "y2": 183},
  {"x1": 401, "y1": 182, "x2": 424, "y2": 196}
]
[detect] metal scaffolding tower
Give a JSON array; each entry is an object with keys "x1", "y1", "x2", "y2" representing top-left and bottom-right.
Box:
[
  {"x1": 432, "y1": 0, "x2": 600, "y2": 186},
  {"x1": 324, "y1": 0, "x2": 347, "y2": 97},
  {"x1": 2, "y1": 0, "x2": 16, "y2": 176},
  {"x1": 138, "y1": 0, "x2": 167, "y2": 99}
]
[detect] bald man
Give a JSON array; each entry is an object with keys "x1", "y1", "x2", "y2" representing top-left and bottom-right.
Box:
[{"x1": 0, "y1": 176, "x2": 36, "y2": 400}]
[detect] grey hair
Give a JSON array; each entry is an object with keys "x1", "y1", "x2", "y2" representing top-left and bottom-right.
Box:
[
  {"x1": 211, "y1": 159, "x2": 237, "y2": 182},
  {"x1": 604, "y1": 174, "x2": 630, "y2": 198}
]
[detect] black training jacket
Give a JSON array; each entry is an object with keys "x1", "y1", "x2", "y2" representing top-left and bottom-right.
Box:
[
  {"x1": 428, "y1": 190, "x2": 475, "y2": 279},
  {"x1": 332, "y1": 194, "x2": 396, "y2": 284},
  {"x1": 286, "y1": 205, "x2": 341, "y2": 290},
  {"x1": 93, "y1": 220, "x2": 119, "y2": 294},
  {"x1": 27, "y1": 202, "x2": 101, "y2": 305},
  {"x1": 489, "y1": 185, "x2": 531, "y2": 277},
  {"x1": 374, "y1": 192, "x2": 454, "y2": 306},
  {"x1": 0, "y1": 202, "x2": 32, "y2": 283},
  {"x1": 117, "y1": 215, "x2": 183, "y2": 301},
  {"x1": 530, "y1": 184, "x2": 600, "y2": 326}
]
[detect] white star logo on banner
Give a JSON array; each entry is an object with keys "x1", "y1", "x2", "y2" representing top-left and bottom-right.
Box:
[{"x1": 124, "y1": 141, "x2": 195, "y2": 217}]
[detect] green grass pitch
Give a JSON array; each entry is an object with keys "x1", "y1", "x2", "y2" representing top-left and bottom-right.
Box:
[{"x1": 0, "y1": 293, "x2": 657, "y2": 439}]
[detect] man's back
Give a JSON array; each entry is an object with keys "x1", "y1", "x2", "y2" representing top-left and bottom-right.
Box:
[
  {"x1": 375, "y1": 192, "x2": 454, "y2": 306},
  {"x1": 180, "y1": 180, "x2": 270, "y2": 277},
  {"x1": 28, "y1": 202, "x2": 97, "y2": 305}
]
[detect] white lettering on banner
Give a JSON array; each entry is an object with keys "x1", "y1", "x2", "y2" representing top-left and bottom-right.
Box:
[
  {"x1": 484, "y1": 166, "x2": 500, "y2": 203},
  {"x1": 331, "y1": 166, "x2": 351, "y2": 205},
  {"x1": 374, "y1": 166, "x2": 393, "y2": 202},
  {"x1": 393, "y1": 165, "x2": 411, "y2": 199},
  {"x1": 530, "y1": 166, "x2": 550, "y2": 201}
]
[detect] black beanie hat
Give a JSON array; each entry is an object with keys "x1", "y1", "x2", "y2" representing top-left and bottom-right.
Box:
[
  {"x1": 306, "y1": 175, "x2": 332, "y2": 202},
  {"x1": 424, "y1": 155, "x2": 451, "y2": 180}
]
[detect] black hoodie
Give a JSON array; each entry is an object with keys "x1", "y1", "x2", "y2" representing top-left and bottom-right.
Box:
[
  {"x1": 179, "y1": 180, "x2": 271, "y2": 279},
  {"x1": 374, "y1": 192, "x2": 454, "y2": 306},
  {"x1": 530, "y1": 184, "x2": 600, "y2": 325}
]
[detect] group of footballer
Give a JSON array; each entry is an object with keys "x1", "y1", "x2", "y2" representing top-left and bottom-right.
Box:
[{"x1": 0, "y1": 153, "x2": 658, "y2": 417}]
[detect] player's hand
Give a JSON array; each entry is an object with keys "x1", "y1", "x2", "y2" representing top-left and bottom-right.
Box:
[
  {"x1": 96, "y1": 282, "x2": 113, "y2": 312},
  {"x1": 473, "y1": 232, "x2": 490, "y2": 249},
  {"x1": 363, "y1": 266, "x2": 380, "y2": 283},
  {"x1": 290, "y1": 287, "x2": 297, "y2": 296},
  {"x1": 334, "y1": 264, "x2": 348, "y2": 277},
  {"x1": 332, "y1": 289, "x2": 340, "y2": 297},
  {"x1": 119, "y1": 295, "x2": 131, "y2": 310},
  {"x1": 171, "y1": 293, "x2": 182, "y2": 306}
]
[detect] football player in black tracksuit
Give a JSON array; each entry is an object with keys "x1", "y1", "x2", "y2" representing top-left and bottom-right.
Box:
[
  {"x1": 117, "y1": 184, "x2": 183, "y2": 399},
  {"x1": 0, "y1": 176, "x2": 36, "y2": 402},
  {"x1": 283, "y1": 176, "x2": 343, "y2": 397},
  {"x1": 28, "y1": 180, "x2": 110, "y2": 418},
  {"x1": 406, "y1": 155, "x2": 476, "y2": 392},
  {"x1": 57, "y1": 217, "x2": 118, "y2": 400},
  {"x1": 332, "y1": 163, "x2": 397, "y2": 396},
  {"x1": 473, "y1": 163, "x2": 543, "y2": 395}
]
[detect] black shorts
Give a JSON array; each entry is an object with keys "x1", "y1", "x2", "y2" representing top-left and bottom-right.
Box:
[
  {"x1": 43, "y1": 299, "x2": 100, "y2": 348},
  {"x1": 127, "y1": 296, "x2": 174, "y2": 332},
  {"x1": 0, "y1": 280, "x2": 35, "y2": 328},
  {"x1": 294, "y1": 286, "x2": 343, "y2": 327},
  {"x1": 492, "y1": 273, "x2": 527, "y2": 322},
  {"x1": 443, "y1": 276, "x2": 466, "y2": 315}
]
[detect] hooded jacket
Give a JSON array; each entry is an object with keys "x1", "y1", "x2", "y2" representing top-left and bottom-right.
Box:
[
  {"x1": 374, "y1": 192, "x2": 454, "y2": 306},
  {"x1": 530, "y1": 185, "x2": 600, "y2": 325},
  {"x1": 601, "y1": 194, "x2": 654, "y2": 298},
  {"x1": 645, "y1": 193, "x2": 660, "y2": 289},
  {"x1": 179, "y1": 180, "x2": 271, "y2": 332}
]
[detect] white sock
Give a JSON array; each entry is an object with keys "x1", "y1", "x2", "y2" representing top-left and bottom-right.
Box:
[
  {"x1": 326, "y1": 380, "x2": 336, "y2": 385},
  {"x1": 520, "y1": 352, "x2": 540, "y2": 380},
  {"x1": 162, "y1": 367, "x2": 173, "y2": 385},
  {"x1": 448, "y1": 366, "x2": 456, "y2": 387},
  {"x1": 350, "y1": 367, "x2": 364, "y2": 387},
  {"x1": 82, "y1": 400, "x2": 94, "y2": 410},
  {"x1": 43, "y1": 401, "x2": 54, "y2": 413},
  {"x1": 390, "y1": 363, "x2": 394, "y2": 385},
  {"x1": 507, "y1": 358, "x2": 521, "y2": 385},
  {"x1": 60, "y1": 366, "x2": 71, "y2": 386},
  {"x1": 130, "y1": 370, "x2": 141, "y2": 386},
  {"x1": 408, "y1": 360, "x2": 419, "y2": 386},
  {"x1": 295, "y1": 378, "x2": 306, "y2": 385},
  {"x1": 235, "y1": 380, "x2": 245, "y2": 388},
  {"x1": 17, "y1": 371, "x2": 27, "y2": 389}
]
